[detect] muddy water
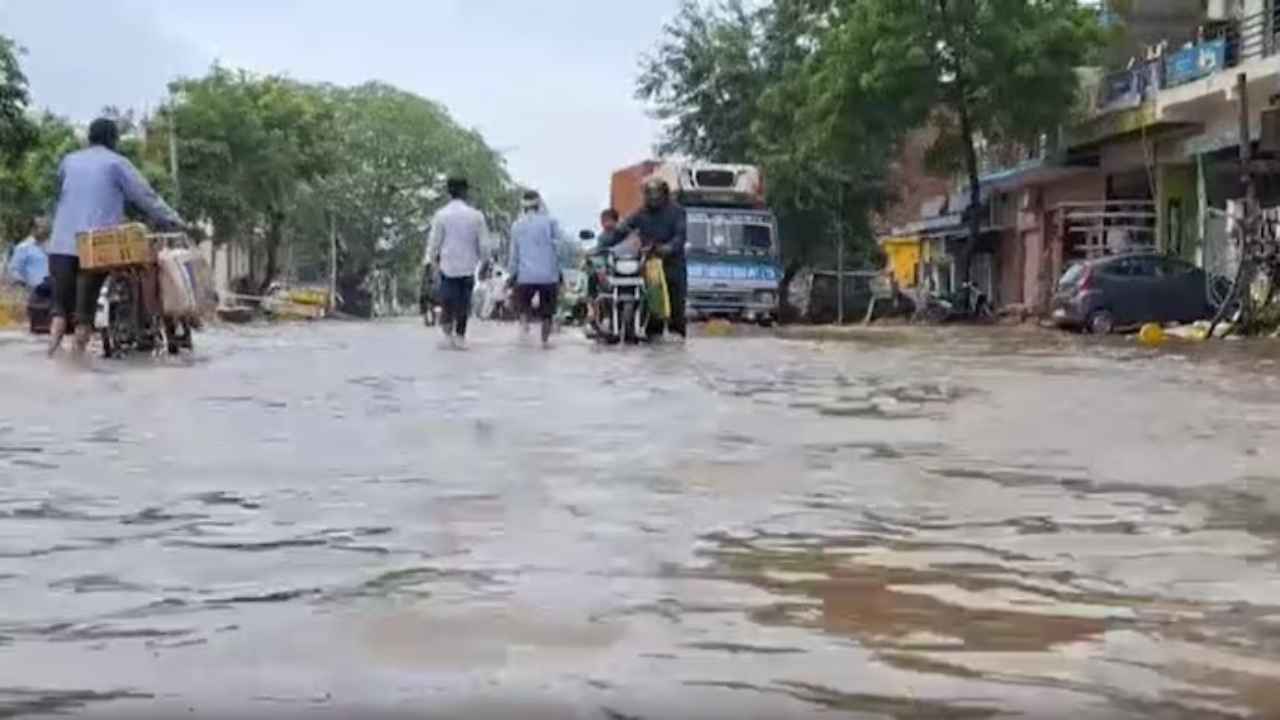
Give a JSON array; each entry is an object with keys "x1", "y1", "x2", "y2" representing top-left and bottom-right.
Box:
[{"x1": 1, "y1": 322, "x2": 1279, "y2": 719}]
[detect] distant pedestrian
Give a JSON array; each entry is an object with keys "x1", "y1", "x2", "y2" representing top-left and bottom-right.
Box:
[
  {"x1": 507, "y1": 190, "x2": 565, "y2": 347},
  {"x1": 425, "y1": 176, "x2": 488, "y2": 349},
  {"x1": 6, "y1": 215, "x2": 52, "y2": 334}
]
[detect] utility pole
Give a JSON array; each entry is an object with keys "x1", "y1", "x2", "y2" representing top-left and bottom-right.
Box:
[
  {"x1": 1239, "y1": 73, "x2": 1256, "y2": 212},
  {"x1": 167, "y1": 96, "x2": 181, "y2": 210},
  {"x1": 836, "y1": 226, "x2": 846, "y2": 325},
  {"x1": 1211, "y1": 72, "x2": 1258, "y2": 339},
  {"x1": 835, "y1": 177, "x2": 850, "y2": 325},
  {"x1": 1238, "y1": 71, "x2": 1256, "y2": 325}
]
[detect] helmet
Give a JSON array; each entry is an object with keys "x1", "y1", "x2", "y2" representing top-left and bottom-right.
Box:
[{"x1": 643, "y1": 178, "x2": 670, "y2": 209}]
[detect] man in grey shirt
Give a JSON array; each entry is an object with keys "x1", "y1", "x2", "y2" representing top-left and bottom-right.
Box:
[
  {"x1": 507, "y1": 190, "x2": 564, "y2": 346},
  {"x1": 425, "y1": 176, "x2": 488, "y2": 349},
  {"x1": 47, "y1": 118, "x2": 186, "y2": 356}
]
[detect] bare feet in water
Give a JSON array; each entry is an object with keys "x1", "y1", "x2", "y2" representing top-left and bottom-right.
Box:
[{"x1": 46, "y1": 317, "x2": 66, "y2": 357}]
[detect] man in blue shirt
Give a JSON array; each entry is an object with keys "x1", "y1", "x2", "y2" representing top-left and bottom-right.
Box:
[
  {"x1": 6, "y1": 216, "x2": 52, "y2": 334},
  {"x1": 47, "y1": 118, "x2": 186, "y2": 356},
  {"x1": 7, "y1": 216, "x2": 50, "y2": 288},
  {"x1": 507, "y1": 190, "x2": 565, "y2": 347}
]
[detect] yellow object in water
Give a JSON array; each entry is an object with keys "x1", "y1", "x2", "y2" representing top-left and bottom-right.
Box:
[
  {"x1": 0, "y1": 301, "x2": 21, "y2": 329},
  {"x1": 287, "y1": 289, "x2": 329, "y2": 307},
  {"x1": 643, "y1": 258, "x2": 670, "y2": 320},
  {"x1": 1138, "y1": 323, "x2": 1166, "y2": 346},
  {"x1": 705, "y1": 319, "x2": 733, "y2": 336}
]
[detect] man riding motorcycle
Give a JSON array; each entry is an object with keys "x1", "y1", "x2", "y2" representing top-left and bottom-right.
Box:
[{"x1": 598, "y1": 178, "x2": 687, "y2": 339}]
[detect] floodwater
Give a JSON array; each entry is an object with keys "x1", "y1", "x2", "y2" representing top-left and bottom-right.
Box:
[{"x1": 1, "y1": 321, "x2": 1280, "y2": 719}]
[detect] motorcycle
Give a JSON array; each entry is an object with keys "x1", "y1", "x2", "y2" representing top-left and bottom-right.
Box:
[
  {"x1": 915, "y1": 281, "x2": 994, "y2": 324},
  {"x1": 96, "y1": 232, "x2": 198, "y2": 358},
  {"x1": 586, "y1": 249, "x2": 650, "y2": 345}
]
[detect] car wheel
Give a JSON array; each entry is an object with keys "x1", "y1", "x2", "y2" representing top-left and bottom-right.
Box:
[{"x1": 1086, "y1": 309, "x2": 1115, "y2": 335}]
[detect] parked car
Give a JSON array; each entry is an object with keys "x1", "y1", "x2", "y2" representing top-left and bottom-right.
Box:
[
  {"x1": 805, "y1": 271, "x2": 913, "y2": 324},
  {"x1": 1052, "y1": 254, "x2": 1213, "y2": 334}
]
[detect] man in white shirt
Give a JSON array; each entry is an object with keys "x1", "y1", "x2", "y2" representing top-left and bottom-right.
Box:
[{"x1": 425, "y1": 177, "x2": 488, "y2": 348}]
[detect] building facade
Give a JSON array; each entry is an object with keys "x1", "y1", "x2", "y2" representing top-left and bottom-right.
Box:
[{"x1": 881, "y1": 0, "x2": 1280, "y2": 313}]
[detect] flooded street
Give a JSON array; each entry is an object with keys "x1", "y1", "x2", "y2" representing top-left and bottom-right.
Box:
[{"x1": 2, "y1": 321, "x2": 1280, "y2": 719}]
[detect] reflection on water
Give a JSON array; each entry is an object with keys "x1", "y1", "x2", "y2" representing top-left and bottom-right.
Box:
[{"x1": 0, "y1": 322, "x2": 1278, "y2": 717}]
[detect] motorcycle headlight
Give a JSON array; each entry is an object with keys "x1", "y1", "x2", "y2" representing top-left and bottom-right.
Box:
[{"x1": 614, "y1": 259, "x2": 641, "y2": 275}]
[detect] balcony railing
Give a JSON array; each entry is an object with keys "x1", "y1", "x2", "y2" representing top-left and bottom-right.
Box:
[
  {"x1": 1053, "y1": 201, "x2": 1158, "y2": 260},
  {"x1": 1236, "y1": 3, "x2": 1280, "y2": 62},
  {"x1": 1093, "y1": 1, "x2": 1280, "y2": 115}
]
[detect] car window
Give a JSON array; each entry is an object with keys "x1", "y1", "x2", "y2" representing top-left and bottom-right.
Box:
[
  {"x1": 1158, "y1": 258, "x2": 1194, "y2": 277},
  {"x1": 1130, "y1": 258, "x2": 1160, "y2": 278},
  {"x1": 1100, "y1": 258, "x2": 1137, "y2": 277},
  {"x1": 1104, "y1": 257, "x2": 1158, "y2": 278},
  {"x1": 1059, "y1": 263, "x2": 1086, "y2": 287}
]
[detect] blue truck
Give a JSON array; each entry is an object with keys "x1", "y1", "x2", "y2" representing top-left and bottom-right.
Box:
[{"x1": 612, "y1": 161, "x2": 781, "y2": 325}]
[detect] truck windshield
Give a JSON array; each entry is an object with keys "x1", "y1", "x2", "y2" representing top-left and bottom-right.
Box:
[{"x1": 687, "y1": 214, "x2": 775, "y2": 255}]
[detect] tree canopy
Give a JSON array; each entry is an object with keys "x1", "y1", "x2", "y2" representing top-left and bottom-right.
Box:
[
  {"x1": 637, "y1": 0, "x2": 1106, "y2": 280},
  {"x1": 288, "y1": 82, "x2": 516, "y2": 314},
  {"x1": 0, "y1": 50, "x2": 514, "y2": 315},
  {"x1": 638, "y1": 0, "x2": 895, "y2": 276},
  {"x1": 820, "y1": 0, "x2": 1104, "y2": 278},
  {"x1": 158, "y1": 67, "x2": 338, "y2": 291},
  {"x1": 0, "y1": 112, "x2": 75, "y2": 242},
  {"x1": 0, "y1": 35, "x2": 34, "y2": 167}
]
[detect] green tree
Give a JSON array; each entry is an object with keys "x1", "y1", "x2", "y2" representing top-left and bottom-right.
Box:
[
  {"x1": 821, "y1": 0, "x2": 1104, "y2": 282},
  {"x1": 289, "y1": 82, "x2": 515, "y2": 316},
  {"x1": 637, "y1": 0, "x2": 888, "y2": 287},
  {"x1": 637, "y1": 0, "x2": 761, "y2": 160},
  {"x1": 0, "y1": 35, "x2": 34, "y2": 168},
  {"x1": 165, "y1": 66, "x2": 337, "y2": 291},
  {"x1": 0, "y1": 112, "x2": 76, "y2": 244},
  {"x1": 751, "y1": 0, "x2": 895, "y2": 274}
]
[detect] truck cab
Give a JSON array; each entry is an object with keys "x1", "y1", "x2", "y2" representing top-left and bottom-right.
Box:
[
  {"x1": 684, "y1": 206, "x2": 781, "y2": 324},
  {"x1": 637, "y1": 161, "x2": 782, "y2": 324}
]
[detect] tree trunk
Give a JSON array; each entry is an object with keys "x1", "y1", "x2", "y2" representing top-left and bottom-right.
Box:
[
  {"x1": 778, "y1": 259, "x2": 804, "y2": 324},
  {"x1": 936, "y1": 0, "x2": 980, "y2": 290},
  {"x1": 259, "y1": 213, "x2": 285, "y2": 295}
]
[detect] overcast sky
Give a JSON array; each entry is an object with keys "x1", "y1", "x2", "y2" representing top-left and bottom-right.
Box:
[{"x1": 0, "y1": 0, "x2": 681, "y2": 233}]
